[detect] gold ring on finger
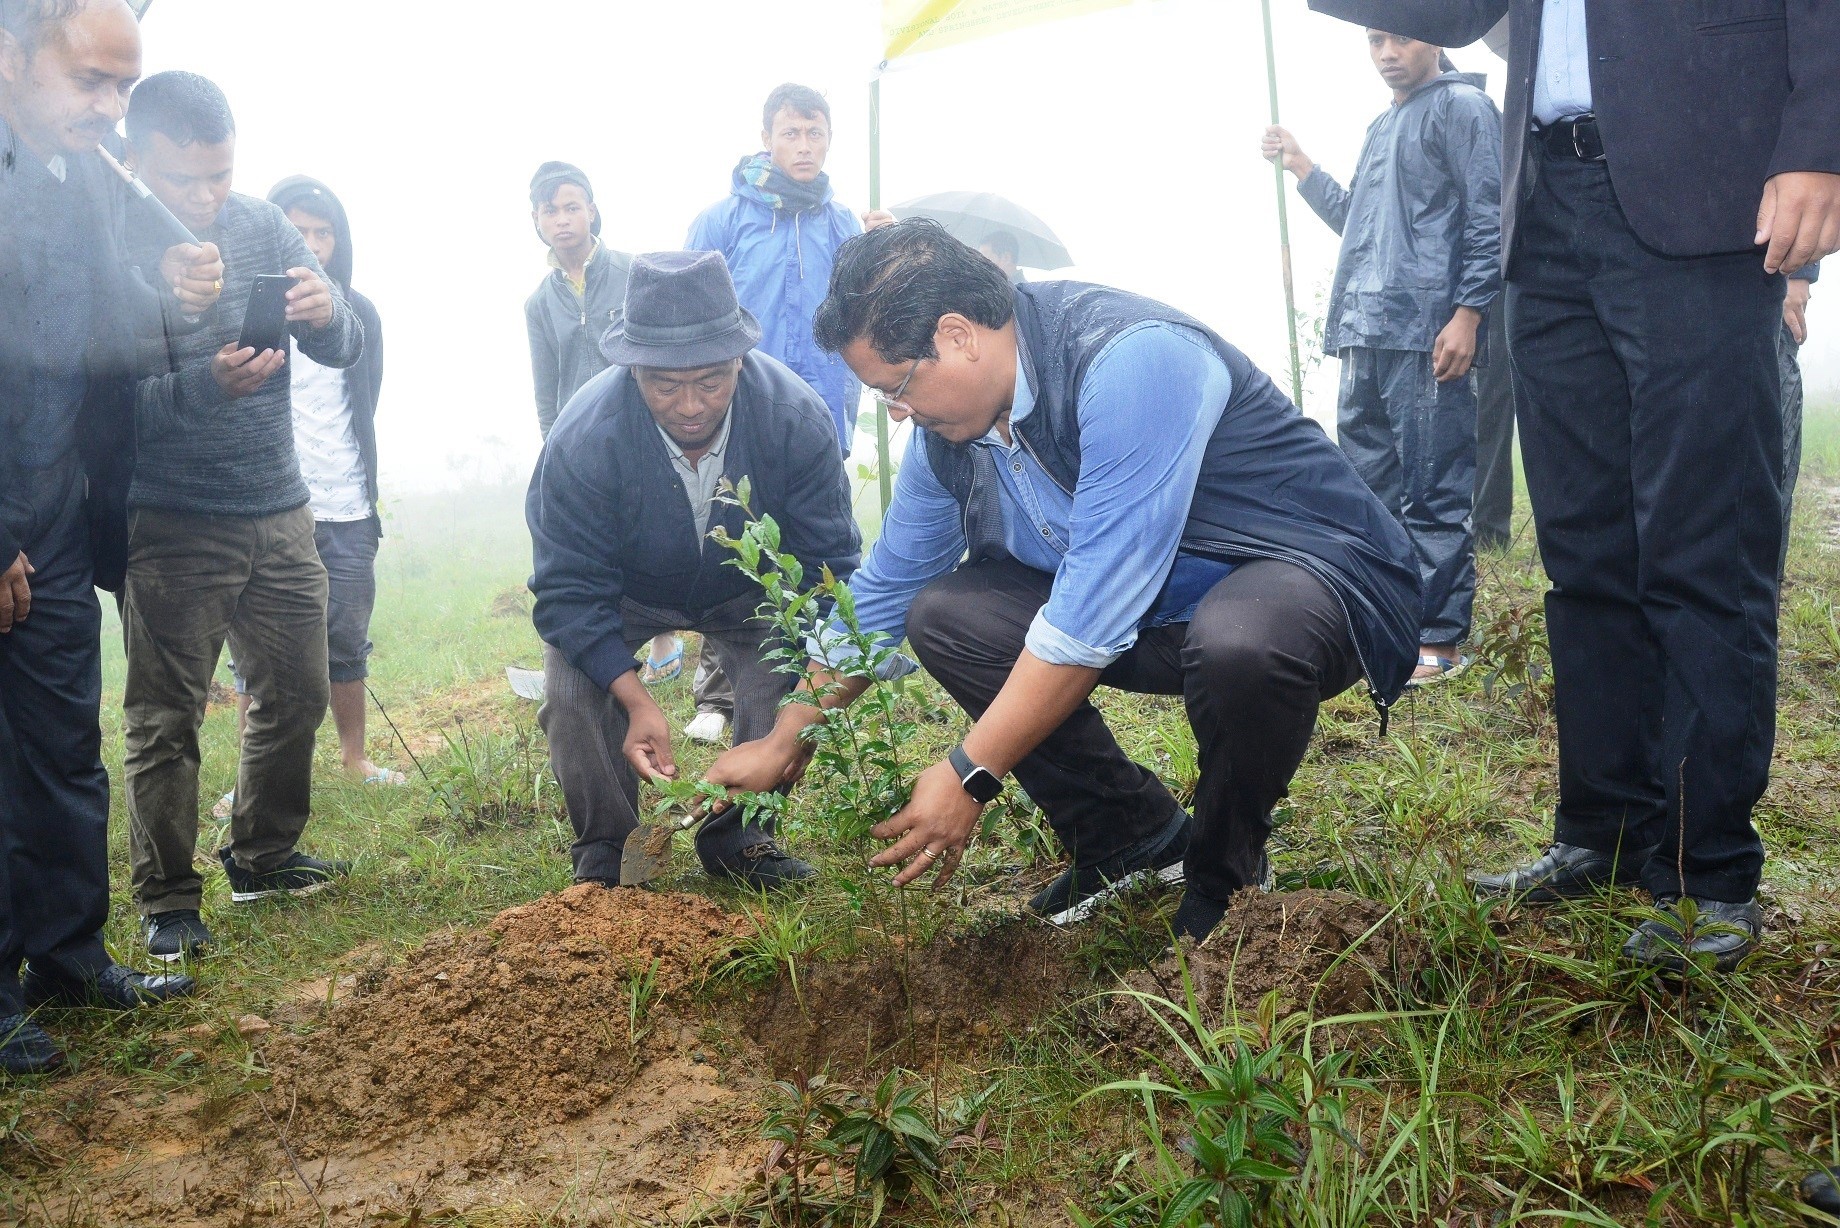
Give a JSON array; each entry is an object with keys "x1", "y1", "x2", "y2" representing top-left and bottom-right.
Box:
[{"x1": 920, "y1": 847, "x2": 939, "y2": 859}]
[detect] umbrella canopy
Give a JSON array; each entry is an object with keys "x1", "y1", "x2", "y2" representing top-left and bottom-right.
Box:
[{"x1": 889, "y1": 191, "x2": 1072, "y2": 270}]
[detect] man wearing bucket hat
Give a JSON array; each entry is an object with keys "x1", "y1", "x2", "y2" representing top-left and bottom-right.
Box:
[{"x1": 526, "y1": 250, "x2": 861, "y2": 889}]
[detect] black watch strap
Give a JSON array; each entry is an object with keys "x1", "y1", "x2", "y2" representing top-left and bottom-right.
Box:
[{"x1": 948, "y1": 744, "x2": 1003, "y2": 805}]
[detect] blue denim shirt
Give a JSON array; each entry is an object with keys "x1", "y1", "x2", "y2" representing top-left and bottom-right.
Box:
[{"x1": 812, "y1": 321, "x2": 1234, "y2": 671}]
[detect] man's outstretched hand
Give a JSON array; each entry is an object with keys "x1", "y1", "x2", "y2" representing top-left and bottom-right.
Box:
[
  {"x1": 707, "y1": 730, "x2": 813, "y2": 796},
  {"x1": 1757, "y1": 171, "x2": 1840, "y2": 275},
  {"x1": 613, "y1": 674, "x2": 677, "y2": 782},
  {"x1": 1261, "y1": 125, "x2": 1314, "y2": 182},
  {"x1": 0, "y1": 552, "x2": 33, "y2": 633},
  {"x1": 869, "y1": 759, "x2": 982, "y2": 890}
]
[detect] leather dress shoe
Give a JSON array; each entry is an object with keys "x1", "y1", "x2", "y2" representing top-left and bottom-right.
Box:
[
  {"x1": 1470, "y1": 841, "x2": 1655, "y2": 901},
  {"x1": 22, "y1": 961, "x2": 197, "y2": 1011},
  {"x1": 1800, "y1": 1163, "x2": 1840, "y2": 1222},
  {"x1": 1, "y1": 1013, "x2": 65, "y2": 1076},
  {"x1": 1620, "y1": 896, "x2": 1761, "y2": 974}
]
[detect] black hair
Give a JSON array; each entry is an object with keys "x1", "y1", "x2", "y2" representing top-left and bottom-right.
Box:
[
  {"x1": 813, "y1": 219, "x2": 1014, "y2": 363},
  {"x1": 0, "y1": 0, "x2": 78, "y2": 57},
  {"x1": 125, "y1": 70, "x2": 235, "y2": 147},
  {"x1": 761, "y1": 82, "x2": 831, "y2": 134},
  {"x1": 980, "y1": 229, "x2": 1020, "y2": 264},
  {"x1": 1438, "y1": 51, "x2": 1457, "y2": 72}
]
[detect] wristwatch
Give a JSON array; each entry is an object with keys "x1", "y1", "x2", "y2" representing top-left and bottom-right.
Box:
[{"x1": 948, "y1": 744, "x2": 1003, "y2": 805}]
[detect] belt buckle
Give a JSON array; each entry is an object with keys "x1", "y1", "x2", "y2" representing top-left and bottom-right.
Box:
[{"x1": 1571, "y1": 118, "x2": 1605, "y2": 163}]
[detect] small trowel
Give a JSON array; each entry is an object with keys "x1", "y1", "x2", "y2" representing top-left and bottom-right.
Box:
[{"x1": 620, "y1": 806, "x2": 712, "y2": 886}]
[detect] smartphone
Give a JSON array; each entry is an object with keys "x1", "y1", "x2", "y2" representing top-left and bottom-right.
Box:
[{"x1": 237, "y1": 274, "x2": 292, "y2": 354}]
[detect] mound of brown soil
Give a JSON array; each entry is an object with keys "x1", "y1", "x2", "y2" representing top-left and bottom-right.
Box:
[
  {"x1": 267, "y1": 884, "x2": 753, "y2": 1145},
  {"x1": 743, "y1": 920, "x2": 1088, "y2": 1075},
  {"x1": 1100, "y1": 888, "x2": 1422, "y2": 1061}
]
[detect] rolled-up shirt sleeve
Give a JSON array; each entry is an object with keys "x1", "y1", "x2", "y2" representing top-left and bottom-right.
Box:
[
  {"x1": 806, "y1": 430, "x2": 965, "y2": 674},
  {"x1": 1024, "y1": 324, "x2": 1232, "y2": 668}
]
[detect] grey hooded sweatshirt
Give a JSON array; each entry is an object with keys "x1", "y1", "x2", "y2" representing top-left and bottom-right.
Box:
[{"x1": 1298, "y1": 70, "x2": 1503, "y2": 355}]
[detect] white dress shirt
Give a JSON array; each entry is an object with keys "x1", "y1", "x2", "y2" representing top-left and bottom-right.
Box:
[{"x1": 1532, "y1": 0, "x2": 1594, "y2": 125}]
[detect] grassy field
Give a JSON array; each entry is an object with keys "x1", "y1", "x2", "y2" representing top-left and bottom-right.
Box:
[{"x1": 4, "y1": 406, "x2": 1839, "y2": 1226}]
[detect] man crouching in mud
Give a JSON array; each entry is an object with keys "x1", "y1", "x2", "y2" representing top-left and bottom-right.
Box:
[{"x1": 708, "y1": 220, "x2": 1420, "y2": 942}]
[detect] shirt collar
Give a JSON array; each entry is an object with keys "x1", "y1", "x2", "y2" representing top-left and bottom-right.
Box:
[
  {"x1": 655, "y1": 406, "x2": 734, "y2": 466},
  {"x1": 547, "y1": 236, "x2": 601, "y2": 288},
  {"x1": 977, "y1": 329, "x2": 1035, "y2": 447}
]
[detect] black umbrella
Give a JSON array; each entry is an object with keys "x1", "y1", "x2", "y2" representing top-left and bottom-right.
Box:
[{"x1": 889, "y1": 191, "x2": 1073, "y2": 270}]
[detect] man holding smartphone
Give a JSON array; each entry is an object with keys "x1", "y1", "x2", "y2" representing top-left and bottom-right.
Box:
[{"x1": 121, "y1": 71, "x2": 362, "y2": 965}]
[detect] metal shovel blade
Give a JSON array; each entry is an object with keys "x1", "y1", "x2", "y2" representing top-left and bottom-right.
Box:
[
  {"x1": 505, "y1": 665, "x2": 546, "y2": 703},
  {"x1": 620, "y1": 807, "x2": 707, "y2": 886}
]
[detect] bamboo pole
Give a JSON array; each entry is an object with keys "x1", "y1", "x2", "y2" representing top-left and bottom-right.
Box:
[
  {"x1": 1260, "y1": 0, "x2": 1306, "y2": 408},
  {"x1": 869, "y1": 69, "x2": 894, "y2": 516}
]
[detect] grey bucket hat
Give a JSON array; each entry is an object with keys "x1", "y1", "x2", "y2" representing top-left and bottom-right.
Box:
[{"x1": 600, "y1": 250, "x2": 762, "y2": 370}]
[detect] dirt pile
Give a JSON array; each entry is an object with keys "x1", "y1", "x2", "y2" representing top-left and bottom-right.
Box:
[
  {"x1": 267, "y1": 884, "x2": 753, "y2": 1145},
  {"x1": 1101, "y1": 888, "x2": 1423, "y2": 1060},
  {"x1": 744, "y1": 920, "x2": 1088, "y2": 1074}
]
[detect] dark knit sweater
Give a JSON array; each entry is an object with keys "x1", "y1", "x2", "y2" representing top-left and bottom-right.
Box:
[{"x1": 130, "y1": 191, "x2": 362, "y2": 516}]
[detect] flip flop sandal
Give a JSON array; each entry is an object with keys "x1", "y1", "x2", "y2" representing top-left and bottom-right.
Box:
[
  {"x1": 1406, "y1": 652, "x2": 1471, "y2": 687},
  {"x1": 363, "y1": 769, "x2": 407, "y2": 785},
  {"x1": 641, "y1": 639, "x2": 684, "y2": 686}
]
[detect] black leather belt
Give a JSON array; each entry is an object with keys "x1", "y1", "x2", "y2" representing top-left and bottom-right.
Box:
[{"x1": 1537, "y1": 113, "x2": 1606, "y2": 161}]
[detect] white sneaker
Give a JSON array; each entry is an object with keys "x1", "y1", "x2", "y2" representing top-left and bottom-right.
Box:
[{"x1": 683, "y1": 712, "x2": 729, "y2": 744}]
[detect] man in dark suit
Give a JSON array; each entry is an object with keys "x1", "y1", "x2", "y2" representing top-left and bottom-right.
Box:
[
  {"x1": 2, "y1": 0, "x2": 220, "y2": 1075},
  {"x1": 1308, "y1": 0, "x2": 1840, "y2": 972}
]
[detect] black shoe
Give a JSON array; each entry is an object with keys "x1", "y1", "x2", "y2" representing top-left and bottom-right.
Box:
[
  {"x1": 146, "y1": 909, "x2": 214, "y2": 963},
  {"x1": 21, "y1": 962, "x2": 196, "y2": 1011},
  {"x1": 1620, "y1": 895, "x2": 1761, "y2": 975},
  {"x1": 219, "y1": 847, "x2": 350, "y2": 902},
  {"x1": 1172, "y1": 888, "x2": 1233, "y2": 942},
  {"x1": 575, "y1": 876, "x2": 625, "y2": 890},
  {"x1": 1028, "y1": 812, "x2": 1190, "y2": 926},
  {"x1": 1469, "y1": 841, "x2": 1655, "y2": 902},
  {"x1": 1800, "y1": 1164, "x2": 1840, "y2": 1222},
  {"x1": 709, "y1": 839, "x2": 816, "y2": 891},
  {"x1": 1, "y1": 1014, "x2": 64, "y2": 1076}
]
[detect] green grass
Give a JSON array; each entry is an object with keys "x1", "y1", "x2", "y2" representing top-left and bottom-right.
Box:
[{"x1": 6, "y1": 406, "x2": 1840, "y2": 1226}]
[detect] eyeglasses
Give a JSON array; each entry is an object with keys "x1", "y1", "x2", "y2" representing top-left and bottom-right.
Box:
[{"x1": 871, "y1": 357, "x2": 921, "y2": 413}]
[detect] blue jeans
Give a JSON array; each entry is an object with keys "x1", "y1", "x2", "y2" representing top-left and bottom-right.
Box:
[{"x1": 1336, "y1": 346, "x2": 1478, "y2": 646}]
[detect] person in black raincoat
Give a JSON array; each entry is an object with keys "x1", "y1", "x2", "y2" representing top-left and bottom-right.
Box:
[{"x1": 1264, "y1": 33, "x2": 1500, "y2": 685}]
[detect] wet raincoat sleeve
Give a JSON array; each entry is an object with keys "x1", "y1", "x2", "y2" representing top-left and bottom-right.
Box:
[
  {"x1": 526, "y1": 292, "x2": 560, "y2": 437},
  {"x1": 527, "y1": 399, "x2": 637, "y2": 692},
  {"x1": 1441, "y1": 91, "x2": 1504, "y2": 310},
  {"x1": 1297, "y1": 168, "x2": 1354, "y2": 236}
]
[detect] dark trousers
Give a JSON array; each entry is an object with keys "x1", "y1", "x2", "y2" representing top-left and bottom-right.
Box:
[
  {"x1": 123, "y1": 506, "x2": 331, "y2": 915},
  {"x1": 1473, "y1": 306, "x2": 1518, "y2": 551},
  {"x1": 1508, "y1": 148, "x2": 1783, "y2": 902},
  {"x1": 907, "y1": 558, "x2": 1361, "y2": 904},
  {"x1": 1337, "y1": 346, "x2": 1478, "y2": 645},
  {"x1": 538, "y1": 592, "x2": 795, "y2": 882},
  {"x1": 0, "y1": 465, "x2": 113, "y2": 1013}
]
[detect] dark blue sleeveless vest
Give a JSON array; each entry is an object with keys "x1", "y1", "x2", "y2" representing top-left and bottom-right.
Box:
[{"x1": 923, "y1": 281, "x2": 1420, "y2": 707}]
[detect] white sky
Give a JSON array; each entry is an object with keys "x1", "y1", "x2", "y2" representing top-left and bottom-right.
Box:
[{"x1": 139, "y1": 0, "x2": 1837, "y2": 495}]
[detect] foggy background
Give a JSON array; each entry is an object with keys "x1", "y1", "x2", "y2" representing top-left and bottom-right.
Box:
[{"x1": 138, "y1": 0, "x2": 1838, "y2": 497}]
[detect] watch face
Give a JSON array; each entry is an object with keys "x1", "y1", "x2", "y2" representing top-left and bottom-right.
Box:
[{"x1": 964, "y1": 767, "x2": 1002, "y2": 804}]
